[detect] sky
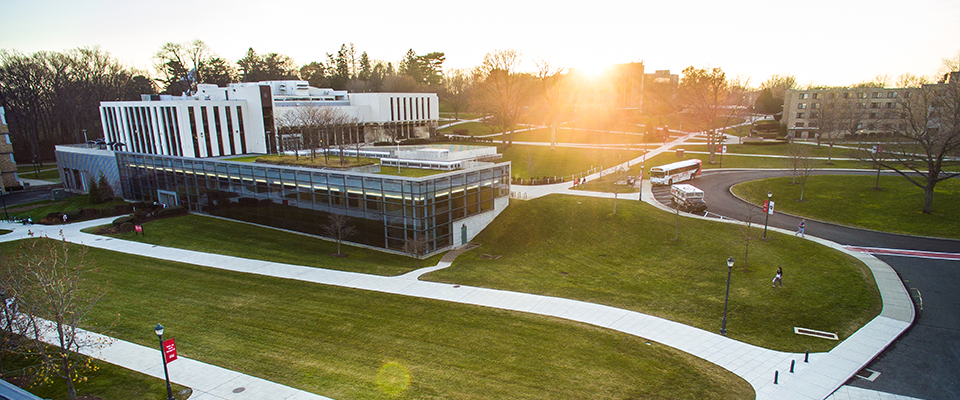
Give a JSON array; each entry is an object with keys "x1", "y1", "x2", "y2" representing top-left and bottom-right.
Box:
[{"x1": 1, "y1": 0, "x2": 958, "y2": 88}]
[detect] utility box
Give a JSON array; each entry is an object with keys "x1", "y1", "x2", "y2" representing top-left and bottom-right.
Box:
[{"x1": 670, "y1": 184, "x2": 707, "y2": 213}]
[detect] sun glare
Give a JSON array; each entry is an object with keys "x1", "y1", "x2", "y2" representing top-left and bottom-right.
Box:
[{"x1": 573, "y1": 63, "x2": 612, "y2": 79}]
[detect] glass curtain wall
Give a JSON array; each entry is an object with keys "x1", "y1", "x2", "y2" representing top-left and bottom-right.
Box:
[{"x1": 116, "y1": 153, "x2": 509, "y2": 253}]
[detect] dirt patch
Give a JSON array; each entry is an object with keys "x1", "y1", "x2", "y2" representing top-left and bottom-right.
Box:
[{"x1": 479, "y1": 254, "x2": 501, "y2": 260}]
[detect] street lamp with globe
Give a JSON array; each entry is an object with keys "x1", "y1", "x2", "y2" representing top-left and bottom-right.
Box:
[
  {"x1": 154, "y1": 324, "x2": 175, "y2": 400},
  {"x1": 720, "y1": 257, "x2": 735, "y2": 335}
]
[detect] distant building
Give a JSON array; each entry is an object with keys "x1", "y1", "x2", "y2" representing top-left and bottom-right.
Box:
[
  {"x1": 0, "y1": 107, "x2": 21, "y2": 190},
  {"x1": 99, "y1": 81, "x2": 438, "y2": 158},
  {"x1": 782, "y1": 86, "x2": 911, "y2": 139}
]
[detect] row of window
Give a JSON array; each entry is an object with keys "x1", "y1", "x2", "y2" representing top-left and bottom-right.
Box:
[
  {"x1": 389, "y1": 96, "x2": 432, "y2": 122},
  {"x1": 793, "y1": 122, "x2": 900, "y2": 130},
  {"x1": 796, "y1": 110, "x2": 898, "y2": 119},
  {"x1": 798, "y1": 91, "x2": 900, "y2": 100},
  {"x1": 102, "y1": 104, "x2": 250, "y2": 158},
  {"x1": 797, "y1": 102, "x2": 897, "y2": 110}
]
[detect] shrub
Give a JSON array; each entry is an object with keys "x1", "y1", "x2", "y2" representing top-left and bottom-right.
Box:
[
  {"x1": 113, "y1": 215, "x2": 134, "y2": 226},
  {"x1": 119, "y1": 222, "x2": 135, "y2": 233},
  {"x1": 156, "y1": 206, "x2": 188, "y2": 218},
  {"x1": 79, "y1": 208, "x2": 100, "y2": 218}
]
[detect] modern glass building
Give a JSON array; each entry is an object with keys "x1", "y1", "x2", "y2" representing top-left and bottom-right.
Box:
[{"x1": 115, "y1": 152, "x2": 510, "y2": 254}]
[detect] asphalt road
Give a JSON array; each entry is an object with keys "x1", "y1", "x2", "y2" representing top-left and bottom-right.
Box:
[{"x1": 692, "y1": 169, "x2": 960, "y2": 400}]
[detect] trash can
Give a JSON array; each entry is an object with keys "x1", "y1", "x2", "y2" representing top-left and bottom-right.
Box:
[{"x1": 676, "y1": 148, "x2": 684, "y2": 158}]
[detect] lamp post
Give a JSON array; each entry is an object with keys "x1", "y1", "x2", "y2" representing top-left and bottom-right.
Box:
[
  {"x1": 720, "y1": 257, "x2": 734, "y2": 335},
  {"x1": 154, "y1": 324, "x2": 175, "y2": 400},
  {"x1": 762, "y1": 190, "x2": 772, "y2": 240},
  {"x1": 394, "y1": 139, "x2": 402, "y2": 174}
]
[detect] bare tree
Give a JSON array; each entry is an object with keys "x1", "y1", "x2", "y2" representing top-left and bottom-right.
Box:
[
  {"x1": 275, "y1": 105, "x2": 359, "y2": 164},
  {"x1": 809, "y1": 92, "x2": 846, "y2": 163},
  {"x1": 788, "y1": 144, "x2": 817, "y2": 201},
  {"x1": 472, "y1": 50, "x2": 532, "y2": 148},
  {"x1": 322, "y1": 214, "x2": 357, "y2": 255},
  {"x1": 678, "y1": 67, "x2": 748, "y2": 164},
  {"x1": 403, "y1": 235, "x2": 430, "y2": 268},
  {"x1": 441, "y1": 68, "x2": 474, "y2": 120},
  {"x1": 858, "y1": 73, "x2": 960, "y2": 213},
  {"x1": 2, "y1": 236, "x2": 107, "y2": 400},
  {"x1": 535, "y1": 60, "x2": 568, "y2": 150}
]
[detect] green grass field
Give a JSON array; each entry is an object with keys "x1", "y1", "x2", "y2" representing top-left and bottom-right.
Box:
[
  {"x1": 1, "y1": 350, "x2": 190, "y2": 400},
  {"x1": 1, "y1": 239, "x2": 753, "y2": 400},
  {"x1": 733, "y1": 175, "x2": 960, "y2": 239},
  {"x1": 439, "y1": 121, "x2": 498, "y2": 136},
  {"x1": 499, "y1": 144, "x2": 644, "y2": 179},
  {"x1": 7, "y1": 195, "x2": 127, "y2": 220},
  {"x1": 636, "y1": 150, "x2": 874, "y2": 176},
  {"x1": 424, "y1": 195, "x2": 881, "y2": 352},
  {"x1": 90, "y1": 214, "x2": 439, "y2": 276},
  {"x1": 17, "y1": 168, "x2": 62, "y2": 181},
  {"x1": 509, "y1": 128, "x2": 648, "y2": 144}
]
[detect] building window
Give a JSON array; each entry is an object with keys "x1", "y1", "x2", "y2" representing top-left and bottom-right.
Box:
[
  {"x1": 799, "y1": 93, "x2": 808, "y2": 99},
  {"x1": 812, "y1": 93, "x2": 820, "y2": 99},
  {"x1": 798, "y1": 103, "x2": 806, "y2": 109},
  {"x1": 808, "y1": 122, "x2": 818, "y2": 127},
  {"x1": 812, "y1": 102, "x2": 820, "y2": 109},
  {"x1": 843, "y1": 92, "x2": 851, "y2": 99},
  {"x1": 858, "y1": 92, "x2": 867, "y2": 99},
  {"x1": 829, "y1": 93, "x2": 838, "y2": 99},
  {"x1": 872, "y1": 92, "x2": 881, "y2": 98},
  {"x1": 887, "y1": 91, "x2": 897, "y2": 98},
  {"x1": 869, "y1": 113, "x2": 878, "y2": 119},
  {"x1": 796, "y1": 112, "x2": 805, "y2": 119},
  {"x1": 885, "y1": 102, "x2": 894, "y2": 108},
  {"x1": 795, "y1": 122, "x2": 805, "y2": 127},
  {"x1": 871, "y1": 102, "x2": 879, "y2": 108}
]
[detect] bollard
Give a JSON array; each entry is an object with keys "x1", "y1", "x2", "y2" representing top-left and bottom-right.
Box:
[
  {"x1": 804, "y1": 351, "x2": 809, "y2": 363},
  {"x1": 774, "y1": 370, "x2": 779, "y2": 384},
  {"x1": 790, "y1": 360, "x2": 795, "y2": 373}
]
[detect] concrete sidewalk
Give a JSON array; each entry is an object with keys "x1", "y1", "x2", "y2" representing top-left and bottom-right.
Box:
[{"x1": 0, "y1": 211, "x2": 913, "y2": 400}]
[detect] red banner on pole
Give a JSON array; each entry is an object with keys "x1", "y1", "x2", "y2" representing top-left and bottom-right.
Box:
[
  {"x1": 163, "y1": 338, "x2": 177, "y2": 363},
  {"x1": 763, "y1": 200, "x2": 770, "y2": 213}
]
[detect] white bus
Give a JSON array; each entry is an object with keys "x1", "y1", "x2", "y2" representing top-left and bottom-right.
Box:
[{"x1": 650, "y1": 159, "x2": 702, "y2": 185}]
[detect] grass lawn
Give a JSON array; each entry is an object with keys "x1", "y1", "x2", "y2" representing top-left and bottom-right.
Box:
[
  {"x1": 679, "y1": 143, "x2": 864, "y2": 159},
  {"x1": 1, "y1": 239, "x2": 754, "y2": 400},
  {"x1": 510, "y1": 128, "x2": 648, "y2": 145},
  {"x1": 733, "y1": 175, "x2": 960, "y2": 239},
  {"x1": 439, "y1": 112, "x2": 482, "y2": 120},
  {"x1": 439, "y1": 121, "x2": 498, "y2": 136},
  {"x1": 376, "y1": 167, "x2": 450, "y2": 177},
  {"x1": 89, "y1": 214, "x2": 440, "y2": 276},
  {"x1": 17, "y1": 168, "x2": 62, "y2": 181},
  {"x1": 1, "y1": 351, "x2": 190, "y2": 400},
  {"x1": 500, "y1": 144, "x2": 644, "y2": 179},
  {"x1": 7, "y1": 195, "x2": 128, "y2": 220},
  {"x1": 424, "y1": 195, "x2": 881, "y2": 352}
]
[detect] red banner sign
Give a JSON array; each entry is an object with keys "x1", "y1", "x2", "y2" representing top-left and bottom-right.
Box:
[{"x1": 163, "y1": 338, "x2": 177, "y2": 363}]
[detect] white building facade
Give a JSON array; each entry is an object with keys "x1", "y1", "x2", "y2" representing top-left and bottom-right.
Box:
[{"x1": 99, "y1": 81, "x2": 439, "y2": 158}]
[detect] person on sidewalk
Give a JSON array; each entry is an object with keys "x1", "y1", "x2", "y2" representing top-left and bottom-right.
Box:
[
  {"x1": 796, "y1": 219, "x2": 805, "y2": 238},
  {"x1": 772, "y1": 267, "x2": 783, "y2": 288}
]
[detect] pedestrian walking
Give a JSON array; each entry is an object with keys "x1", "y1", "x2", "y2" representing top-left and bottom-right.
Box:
[
  {"x1": 772, "y1": 267, "x2": 783, "y2": 288},
  {"x1": 796, "y1": 219, "x2": 805, "y2": 238},
  {"x1": 62, "y1": 214, "x2": 68, "y2": 224}
]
